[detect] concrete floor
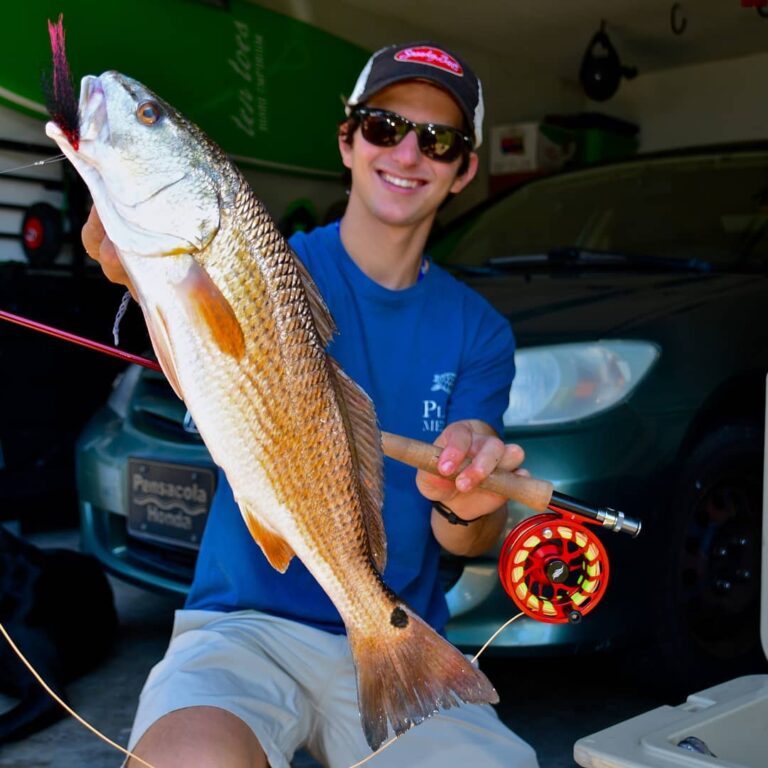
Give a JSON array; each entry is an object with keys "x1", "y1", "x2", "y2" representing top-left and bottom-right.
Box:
[{"x1": 0, "y1": 529, "x2": 671, "y2": 768}]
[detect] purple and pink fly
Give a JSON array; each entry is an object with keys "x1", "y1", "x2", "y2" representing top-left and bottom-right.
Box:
[{"x1": 43, "y1": 14, "x2": 79, "y2": 150}]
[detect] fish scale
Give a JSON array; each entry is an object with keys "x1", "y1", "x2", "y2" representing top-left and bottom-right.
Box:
[{"x1": 196, "y1": 194, "x2": 382, "y2": 620}]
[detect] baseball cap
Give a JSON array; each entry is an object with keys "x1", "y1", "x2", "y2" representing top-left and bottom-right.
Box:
[{"x1": 346, "y1": 41, "x2": 484, "y2": 148}]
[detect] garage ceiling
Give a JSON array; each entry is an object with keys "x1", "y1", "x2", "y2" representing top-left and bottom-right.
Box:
[{"x1": 339, "y1": 0, "x2": 768, "y2": 76}]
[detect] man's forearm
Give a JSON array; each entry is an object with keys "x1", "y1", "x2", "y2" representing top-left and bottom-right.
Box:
[{"x1": 431, "y1": 503, "x2": 507, "y2": 557}]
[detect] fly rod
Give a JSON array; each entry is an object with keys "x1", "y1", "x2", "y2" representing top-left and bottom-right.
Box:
[{"x1": 0, "y1": 308, "x2": 640, "y2": 535}]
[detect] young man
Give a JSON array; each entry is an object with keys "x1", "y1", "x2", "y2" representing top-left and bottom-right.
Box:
[{"x1": 84, "y1": 41, "x2": 538, "y2": 768}]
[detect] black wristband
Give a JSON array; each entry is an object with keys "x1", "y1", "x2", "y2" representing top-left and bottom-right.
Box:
[{"x1": 431, "y1": 499, "x2": 473, "y2": 526}]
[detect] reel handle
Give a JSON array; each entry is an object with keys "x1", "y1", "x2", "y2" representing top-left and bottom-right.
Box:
[{"x1": 381, "y1": 431, "x2": 554, "y2": 512}]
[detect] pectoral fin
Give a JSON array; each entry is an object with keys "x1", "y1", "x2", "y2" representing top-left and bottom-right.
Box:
[
  {"x1": 241, "y1": 505, "x2": 295, "y2": 572},
  {"x1": 175, "y1": 260, "x2": 246, "y2": 360}
]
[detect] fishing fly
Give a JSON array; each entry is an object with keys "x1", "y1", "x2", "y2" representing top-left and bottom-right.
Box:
[{"x1": 43, "y1": 13, "x2": 79, "y2": 150}]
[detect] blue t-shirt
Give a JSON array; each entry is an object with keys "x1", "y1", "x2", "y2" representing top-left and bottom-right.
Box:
[{"x1": 185, "y1": 222, "x2": 516, "y2": 634}]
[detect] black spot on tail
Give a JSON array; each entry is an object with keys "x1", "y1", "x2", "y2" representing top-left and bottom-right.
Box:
[{"x1": 390, "y1": 606, "x2": 409, "y2": 629}]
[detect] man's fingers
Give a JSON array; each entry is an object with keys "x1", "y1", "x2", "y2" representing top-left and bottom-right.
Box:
[
  {"x1": 82, "y1": 206, "x2": 136, "y2": 296},
  {"x1": 455, "y1": 442, "x2": 525, "y2": 492},
  {"x1": 454, "y1": 435, "x2": 505, "y2": 492},
  {"x1": 99, "y1": 236, "x2": 120, "y2": 275},
  {"x1": 497, "y1": 443, "x2": 526, "y2": 471},
  {"x1": 81, "y1": 206, "x2": 106, "y2": 261},
  {"x1": 419, "y1": 424, "x2": 529, "y2": 507},
  {"x1": 436, "y1": 423, "x2": 473, "y2": 476}
]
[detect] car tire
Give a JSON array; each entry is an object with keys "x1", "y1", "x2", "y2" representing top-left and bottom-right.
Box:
[{"x1": 656, "y1": 422, "x2": 766, "y2": 693}]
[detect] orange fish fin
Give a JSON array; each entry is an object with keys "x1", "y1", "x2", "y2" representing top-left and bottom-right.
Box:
[
  {"x1": 241, "y1": 505, "x2": 295, "y2": 573},
  {"x1": 176, "y1": 259, "x2": 246, "y2": 360},
  {"x1": 292, "y1": 248, "x2": 336, "y2": 346},
  {"x1": 348, "y1": 605, "x2": 499, "y2": 751},
  {"x1": 145, "y1": 306, "x2": 185, "y2": 400},
  {"x1": 328, "y1": 358, "x2": 386, "y2": 573}
]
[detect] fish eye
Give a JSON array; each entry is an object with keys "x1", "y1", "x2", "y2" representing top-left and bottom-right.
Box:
[{"x1": 136, "y1": 101, "x2": 162, "y2": 125}]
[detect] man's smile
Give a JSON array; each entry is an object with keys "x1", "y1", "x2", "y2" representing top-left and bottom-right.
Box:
[{"x1": 378, "y1": 170, "x2": 425, "y2": 190}]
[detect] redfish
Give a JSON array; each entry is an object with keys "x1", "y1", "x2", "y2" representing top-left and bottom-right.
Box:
[{"x1": 46, "y1": 69, "x2": 498, "y2": 750}]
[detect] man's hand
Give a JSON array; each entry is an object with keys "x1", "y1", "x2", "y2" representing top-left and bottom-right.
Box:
[
  {"x1": 82, "y1": 207, "x2": 137, "y2": 299},
  {"x1": 416, "y1": 420, "x2": 528, "y2": 556}
]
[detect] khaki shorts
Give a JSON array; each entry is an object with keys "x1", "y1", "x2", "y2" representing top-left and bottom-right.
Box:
[{"x1": 128, "y1": 609, "x2": 539, "y2": 768}]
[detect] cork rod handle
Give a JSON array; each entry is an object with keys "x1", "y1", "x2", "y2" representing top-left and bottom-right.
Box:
[{"x1": 381, "y1": 432, "x2": 554, "y2": 513}]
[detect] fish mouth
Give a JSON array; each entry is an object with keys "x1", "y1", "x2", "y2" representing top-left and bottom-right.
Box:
[
  {"x1": 45, "y1": 75, "x2": 109, "y2": 171},
  {"x1": 47, "y1": 74, "x2": 186, "y2": 212},
  {"x1": 78, "y1": 75, "x2": 109, "y2": 143}
]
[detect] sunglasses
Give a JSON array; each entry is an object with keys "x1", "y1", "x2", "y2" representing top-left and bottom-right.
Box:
[{"x1": 352, "y1": 107, "x2": 472, "y2": 163}]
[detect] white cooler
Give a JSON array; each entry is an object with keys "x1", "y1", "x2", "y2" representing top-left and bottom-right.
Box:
[{"x1": 573, "y1": 377, "x2": 768, "y2": 768}]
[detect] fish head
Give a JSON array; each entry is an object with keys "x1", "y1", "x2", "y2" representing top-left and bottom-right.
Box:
[{"x1": 46, "y1": 71, "x2": 226, "y2": 258}]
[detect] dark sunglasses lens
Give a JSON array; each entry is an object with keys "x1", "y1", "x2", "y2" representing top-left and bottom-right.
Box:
[
  {"x1": 418, "y1": 126, "x2": 464, "y2": 162},
  {"x1": 358, "y1": 110, "x2": 467, "y2": 163},
  {"x1": 360, "y1": 113, "x2": 405, "y2": 147}
]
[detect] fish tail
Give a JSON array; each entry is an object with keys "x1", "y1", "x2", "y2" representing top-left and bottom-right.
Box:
[{"x1": 348, "y1": 604, "x2": 499, "y2": 751}]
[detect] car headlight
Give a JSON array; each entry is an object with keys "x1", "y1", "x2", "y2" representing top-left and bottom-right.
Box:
[
  {"x1": 503, "y1": 340, "x2": 659, "y2": 427},
  {"x1": 106, "y1": 364, "x2": 143, "y2": 419}
]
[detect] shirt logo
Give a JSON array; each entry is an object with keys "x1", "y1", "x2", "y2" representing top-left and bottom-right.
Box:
[
  {"x1": 422, "y1": 400, "x2": 445, "y2": 433},
  {"x1": 394, "y1": 47, "x2": 464, "y2": 77},
  {"x1": 430, "y1": 372, "x2": 456, "y2": 394},
  {"x1": 422, "y1": 371, "x2": 455, "y2": 433}
]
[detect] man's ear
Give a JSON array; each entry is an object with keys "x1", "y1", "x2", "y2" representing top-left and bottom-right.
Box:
[
  {"x1": 338, "y1": 124, "x2": 354, "y2": 170},
  {"x1": 449, "y1": 152, "x2": 479, "y2": 195}
]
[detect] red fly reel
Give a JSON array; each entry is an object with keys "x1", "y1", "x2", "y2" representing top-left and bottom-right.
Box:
[{"x1": 498, "y1": 510, "x2": 610, "y2": 624}]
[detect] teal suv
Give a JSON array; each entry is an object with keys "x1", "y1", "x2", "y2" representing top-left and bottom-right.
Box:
[{"x1": 76, "y1": 143, "x2": 768, "y2": 692}]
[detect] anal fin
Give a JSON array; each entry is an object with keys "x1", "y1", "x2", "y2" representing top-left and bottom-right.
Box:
[{"x1": 240, "y1": 505, "x2": 295, "y2": 572}]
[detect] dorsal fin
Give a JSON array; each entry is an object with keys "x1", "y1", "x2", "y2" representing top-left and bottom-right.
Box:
[
  {"x1": 328, "y1": 358, "x2": 386, "y2": 573},
  {"x1": 292, "y1": 249, "x2": 337, "y2": 346}
]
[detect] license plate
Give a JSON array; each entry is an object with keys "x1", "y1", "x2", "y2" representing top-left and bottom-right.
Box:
[{"x1": 127, "y1": 459, "x2": 216, "y2": 550}]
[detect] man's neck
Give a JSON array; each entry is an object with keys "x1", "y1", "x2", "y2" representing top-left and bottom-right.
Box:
[{"x1": 338, "y1": 202, "x2": 435, "y2": 290}]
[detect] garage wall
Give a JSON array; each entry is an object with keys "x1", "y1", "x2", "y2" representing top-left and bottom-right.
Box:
[
  {"x1": 598, "y1": 51, "x2": 768, "y2": 153},
  {"x1": 0, "y1": 106, "x2": 66, "y2": 264},
  {"x1": 0, "y1": 1, "x2": 585, "y2": 236}
]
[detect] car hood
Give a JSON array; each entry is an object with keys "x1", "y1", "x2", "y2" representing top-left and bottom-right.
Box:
[{"x1": 460, "y1": 269, "x2": 762, "y2": 346}]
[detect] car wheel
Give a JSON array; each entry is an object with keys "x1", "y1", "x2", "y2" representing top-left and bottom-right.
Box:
[{"x1": 658, "y1": 422, "x2": 765, "y2": 692}]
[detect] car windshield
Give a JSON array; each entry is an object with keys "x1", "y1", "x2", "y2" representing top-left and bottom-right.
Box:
[{"x1": 441, "y1": 150, "x2": 768, "y2": 271}]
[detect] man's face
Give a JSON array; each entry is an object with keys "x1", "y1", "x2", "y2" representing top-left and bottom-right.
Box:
[{"x1": 339, "y1": 81, "x2": 478, "y2": 230}]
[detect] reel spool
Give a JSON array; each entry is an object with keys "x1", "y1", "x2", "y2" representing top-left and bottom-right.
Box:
[{"x1": 498, "y1": 511, "x2": 609, "y2": 624}]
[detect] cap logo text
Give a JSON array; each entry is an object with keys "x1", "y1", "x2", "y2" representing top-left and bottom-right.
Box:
[{"x1": 394, "y1": 46, "x2": 463, "y2": 77}]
